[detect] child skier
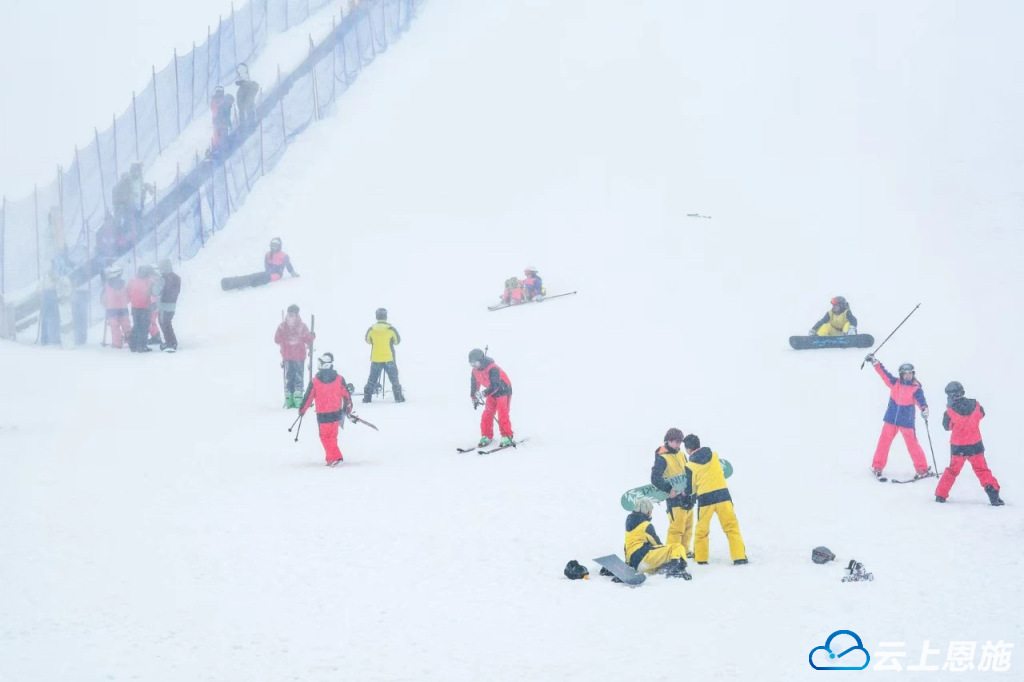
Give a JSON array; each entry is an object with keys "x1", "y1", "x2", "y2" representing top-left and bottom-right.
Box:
[
  {"x1": 651, "y1": 427, "x2": 695, "y2": 558},
  {"x1": 500, "y1": 277, "x2": 525, "y2": 306},
  {"x1": 809, "y1": 295, "x2": 859, "y2": 336},
  {"x1": 682, "y1": 434, "x2": 747, "y2": 565},
  {"x1": 522, "y1": 267, "x2": 544, "y2": 301},
  {"x1": 935, "y1": 381, "x2": 1004, "y2": 505},
  {"x1": 864, "y1": 354, "x2": 931, "y2": 479},
  {"x1": 275, "y1": 305, "x2": 314, "y2": 408},
  {"x1": 362, "y1": 307, "x2": 404, "y2": 403},
  {"x1": 469, "y1": 348, "x2": 514, "y2": 447},
  {"x1": 101, "y1": 266, "x2": 131, "y2": 349},
  {"x1": 299, "y1": 352, "x2": 354, "y2": 467},
  {"x1": 265, "y1": 238, "x2": 299, "y2": 282},
  {"x1": 624, "y1": 498, "x2": 691, "y2": 578}
]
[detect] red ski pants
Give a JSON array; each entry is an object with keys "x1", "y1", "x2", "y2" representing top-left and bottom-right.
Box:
[
  {"x1": 108, "y1": 314, "x2": 131, "y2": 348},
  {"x1": 872, "y1": 422, "x2": 928, "y2": 471},
  {"x1": 935, "y1": 454, "x2": 999, "y2": 499},
  {"x1": 318, "y1": 421, "x2": 343, "y2": 464},
  {"x1": 481, "y1": 395, "x2": 513, "y2": 439}
]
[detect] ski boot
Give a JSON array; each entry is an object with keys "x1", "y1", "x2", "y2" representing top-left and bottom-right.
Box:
[
  {"x1": 292, "y1": 391, "x2": 304, "y2": 409},
  {"x1": 362, "y1": 385, "x2": 373, "y2": 404},
  {"x1": 986, "y1": 485, "x2": 1005, "y2": 506},
  {"x1": 499, "y1": 436, "x2": 514, "y2": 447},
  {"x1": 393, "y1": 385, "x2": 406, "y2": 403},
  {"x1": 871, "y1": 467, "x2": 884, "y2": 479},
  {"x1": 686, "y1": 551, "x2": 695, "y2": 560},
  {"x1": 478, "y1": 436, "x2": 492, "y2": 448},
  {"x1": 661, "y1": 558, "x2": 692, "y2": 580},
  {"x1": 935, "y1": 495, "x2": 946, "y2": 503},
  {"x1": 734, "y1": 559, "x2": 749, "y2": 565},
  {"x1": 914, "y1": 467, "x2": 934, "y2": 480},
  {"x1": 284, "y1": 394, "x2": 295, "y2": 409}
]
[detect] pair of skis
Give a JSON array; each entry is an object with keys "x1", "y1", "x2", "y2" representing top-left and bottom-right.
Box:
[
  {"x1": 873, "y1": 469, "x2": 936, "y2": 484},
  {"x1": 456, "y1": 437, "x2": 529, "y2": 455}
]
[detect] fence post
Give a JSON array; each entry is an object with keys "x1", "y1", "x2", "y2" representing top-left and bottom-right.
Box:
[
  {"x1": 174, "y1": 49, "x2": 182, "y2": 135},
  {"x1": 207, "y1": 27, "x2": 213, "y2": 101},
  {"x1": 278, "y1": 65, "x2": 287, "y2": 149},
  {"x1": 217, "y1": 17, "x2": 223, "y2": 88},
  {"x1": 191, "y1": 41, "x2": 197, "y2": 123},
  {"x1": 258, "y1": 115, "x2": 265, "y2": 176},
  {"x1": 112, "y1": 114, "x2": 120, "y2": 178},
  {"x1": 195, "y1": 152, "x2": 206, "y2": 247},
  {"x1": 309, "y1": 35, "x2": 320, "y2": 121},
  {"x1": 231, "y1": 4, "x2": 239, "y2": 70},
  {"x1": 132, "y1": 91, "x2": 140, "y2": 161},
  {"x1": 249, "y1": 0, "x2": 257, "y2": 54},
  {"x1": 75, "y1": 146, "x2": 87, "y2": 240},
  {"x1": 175, "y1": 164, "x2": 182, "y2": 261},
  {"x1": 152, "y1": 65, "x2": 163, "y2": 154},
  {"x1": 223, "y1": 162, "x2": 234, "y2": 215},
  {"x1": 94, "y1": 128, "x2": 109, "y2": 214}
]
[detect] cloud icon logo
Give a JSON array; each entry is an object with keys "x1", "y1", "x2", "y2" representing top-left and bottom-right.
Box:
[{"x1": 808, "y1": 630, "x2": 871, "y2": 670}]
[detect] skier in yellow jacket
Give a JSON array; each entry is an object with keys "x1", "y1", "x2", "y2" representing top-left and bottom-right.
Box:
[
  {"x1": 362, "y1": 308, "x2": 404, "y2": 403},
  {"x1": 651, "y1": 427, "x2": 695, "y2": 558},
  {"x1": 682, "y1": 434, "x2": 747, "y2": 565},
  {"x1": 624, "y1": 498, "x2": 691, "y2": 579}
]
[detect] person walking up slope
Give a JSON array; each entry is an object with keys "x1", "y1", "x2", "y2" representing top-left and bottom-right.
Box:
[
  {"x1": 275, "y1": 305, "x2": 314, "y2": 408},
  {"x1": 864, "y1": 354, "x2": 932, "y2": 479},
  {"x1": 935, "y1": 381, "x2": 1004, "y2": 506},
  {"x1": 651, "y1": 427, "x2": 695, "y2": 559},
  {"x1": 682, "y1": 434, "x2": 747, "y2": 565},
  {"x1": 362, "y1": 308, "x2": 404, "y2": 403},
  {"x1": 469, "y1": 348, "x2": 514, "y2": 447},
  {"x1": 299, "y1": 353, "x2": 354, "y2": 467}
]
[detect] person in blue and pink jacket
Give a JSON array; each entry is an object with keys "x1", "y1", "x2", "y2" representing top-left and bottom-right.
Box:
[{"x1": 864, "y1": 354, "x2": 931, "y2": 478}]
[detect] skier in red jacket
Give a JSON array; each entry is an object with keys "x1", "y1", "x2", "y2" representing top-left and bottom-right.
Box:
[
  {"x1": 275, "y1": 305, "x2": 314, "y2": 408},
  {"x1": 469, "y1": 348, "x2": 514, "y2": 447},
  {"x1": 299, "y1": 352, "x2": 354, "y2": 467},
  {"x1": 935, "y1": 381, "x2": 1004, "y2": 505},
  {"x1": 101, "y1": 266, "x2": 131, "y2": 349}
]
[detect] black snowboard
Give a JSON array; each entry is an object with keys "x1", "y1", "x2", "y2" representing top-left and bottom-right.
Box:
[
  {"x1": 221, "y1": 271, "x2": 272, "y2": 291},
  {"x1": 789, "y1": 334, "x2": 875, "y2": 350}
]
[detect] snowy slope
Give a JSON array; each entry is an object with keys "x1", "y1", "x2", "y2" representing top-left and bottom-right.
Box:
[{"x1": 2, "y1": 0, "x2": 1024, "y2": 680}]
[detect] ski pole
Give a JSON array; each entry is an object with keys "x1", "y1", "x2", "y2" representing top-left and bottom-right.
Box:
[
  {"x1": 922, "y1": 415, "x2": 939, "y2": 475},
  {"x1": 293, "y1": 413, "x2": 305, "y2": 442},
  {"x1": 861, "y1": 303, "x2": 921, "y2": 369},
  {"x1": 288, "y1": 413, "x2": 301, "y2": 432}
]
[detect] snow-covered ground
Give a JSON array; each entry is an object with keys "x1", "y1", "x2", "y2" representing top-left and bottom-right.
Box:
[{"x1": 2, "y1": 0, "x2": 1023, "y2": 680}]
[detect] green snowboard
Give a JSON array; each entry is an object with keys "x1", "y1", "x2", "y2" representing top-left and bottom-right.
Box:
[{"x1": 620, "y1": 460, "x2": 733, "y2": 511}]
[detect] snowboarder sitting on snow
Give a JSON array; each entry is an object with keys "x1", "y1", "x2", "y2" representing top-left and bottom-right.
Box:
[
  {"x1": 864, "y1": 355, "x2": 931, "y2": 479},
  {"x1": 501, "y1": 277, "x2": 525, "y2": 306},
  {"x1": 363, "y1": 307, "x2": 404, "y2": 403},
  {"x1": 624, "y1": 497, "x2": 691, "y2": 578},
  {"x1": 276, "y1": 305, "x2": 314, "y2": 408},
  {"x1": 469, "y1": 348, "x2": 514, "y2": 447},
  {"x1": 935, "y1": 381, "x2": 1004, "y2": 506},
  {"x1": 651, "y1": 427, "x2": 696, "y2": 559},
  {"x1": 682, "y1": 434, "x2": 747, "y2": 565},
  {"x1": 521, "y1": 267, "x2": 545, "y2": 301},
  {"x1": 299, "y1": 352, "x2": 354, "y2": 467},
  {"x1": 809, "y1": 295, "x2": 858, "y2": 336},
  {"x1": 265, "y1": 237, "x2": 299, "y2": 282}
]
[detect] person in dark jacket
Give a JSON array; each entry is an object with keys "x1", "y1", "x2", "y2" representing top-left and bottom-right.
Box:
[
  {"x1": 468, "y1": 348, "x2": 513, "y2": 447},
  {"x1": 623, "y1": 497, "x2": 690, "y2": 578},
  {"x1": 651, "y1": 427, "x2": 695, "y2": 558},
  {"x1": 235, "y1": 63, "x2": 260, "y2": 131},
  {"x1": 156, "y1": 259, "x2": 181, "y2": 352},
  {"x1": 935, "y1": 382, "x2": 1004, "y2": 505},
  {"x1": 299, "y1": 353, "x2": 354, "y2": 466},
  {"x1": 682, "y1": 434, "x2": 747, "y2": 565}
]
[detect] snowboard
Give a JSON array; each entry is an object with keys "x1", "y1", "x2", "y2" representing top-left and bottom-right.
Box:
[
  {"x1": 788, "y1": 334, "x2": 874, "y2": 350},
  {"x1": 488, "y1": 291, "x2": 577, "y2": 311},
  {"x1": 221, "y1": 271, "x2": 272, "y2": 291},
  {"x1": 593, "y1": 554, "x2": 646, "y2": 586},
  {"x1": 620, "y1": 460, "x2": 733, "y2": 512}
]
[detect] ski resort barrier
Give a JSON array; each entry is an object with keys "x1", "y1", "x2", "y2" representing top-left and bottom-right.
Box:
[{"x1": 0, "y1": 0, "x2": 420, "y2": 343}]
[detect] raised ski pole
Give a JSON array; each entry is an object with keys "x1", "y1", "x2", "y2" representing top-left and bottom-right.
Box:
[
  {"x1": 922, "y1": 415, "x2": 940, "y2": 475},
  {"x1": 861, "y1": 303, "x2": 921, "y2": 370}
]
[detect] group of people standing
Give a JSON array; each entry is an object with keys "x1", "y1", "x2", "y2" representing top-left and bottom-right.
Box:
[{"x1": 101, "y1": 260, "x2": 180, "y2": 352}]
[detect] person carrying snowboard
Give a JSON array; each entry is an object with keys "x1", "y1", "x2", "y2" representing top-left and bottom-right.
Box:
[
  {"x1": 265, "y1": 238, "x2": 298, "y2": 282},
  {"x1": 299, "y1": 352, "x2": 353, "y2": 467},
  {"x1": 362, "y1": 308, "x2": 404, "y2": 403},
  {"x1": 101, "y1": 266, "x2": 131, "y2": 349},
  {"x1": 624, "y1": 497, "x2": 691, "y2": 578},
  {"x1": 522, "y1": 267, "x2": 544, "y2": 301},
  {"x1": 469, "y1": 348, "x2": 514, "y2": 447},
  {"x1": 809, "y1": 295, "x2": 858, "y2": 336},
  {"x1": 864, "y1": 354, "x2": 931, "y2": 479},
  {"x1": 682, "y1": 434, "x2": 747, "y2": 565},
  {"x1": 275, "y1": 305, "x2": 314, "y2": 408},
  {"x1": 651, "y1": 427, "x2": 696, "y2": 558},
  {"x1": 935, "y1": 381, "x2": 1004, "y2": 505}
]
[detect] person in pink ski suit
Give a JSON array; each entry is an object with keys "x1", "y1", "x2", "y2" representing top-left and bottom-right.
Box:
[
  {"x1": 101, "y1": 266, "x2": 132, "y2": 348},
  {"x1": 865, "y1": 354, "x2": 931, "y2": 477}
]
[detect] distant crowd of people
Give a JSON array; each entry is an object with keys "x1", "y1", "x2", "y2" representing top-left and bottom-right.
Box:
[{"x1": 101, "y1": 260, "x2": 180, "y2": 352}]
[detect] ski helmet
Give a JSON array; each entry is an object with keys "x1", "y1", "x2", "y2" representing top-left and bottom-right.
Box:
[
  {"x1": 524, "y1": 266, "x2": 538, "y2": 275},
  {"x1": 105, "y1": 266, "x2": 122, "y2": 279},
  {"x1": 945, "y1": 381, "x2": 965, "y2": 401},
  {"x1": 898, "y1": 363, "x2": 915, "y2": 375},
  {"x1": 287, "y1": 304, "x2": 300, "y2": 314},
  {"x1": 270, "y1": 237, "x2": 282, "y2": 251},
  {"x1": 812, "y1": 546, "x2": 836, "y2": 564},
  {"x1": 318, "y1": 352, "x2": 334, "y2": 370},
  {"x1": 634, "y1": 497, "x2": 655, "y2": 515},
  {"x1": 563, "y1": 559, "x2": 589, "y2": 580},
  {"x1": 375, "y1": 307, "x2": 388, "y2": 321},
  {"x1": 469, "y1": 348, "x2": 485, "y2": 365},
  {"x1": 831, "y1": 296, "x2": 847, "y2": 308},
  {"x1": 664, "y1": 427, "x2": 684, "y2": 443},
  {"x1": 214, "y1": 85, "x2": 225, "y2": 95}
]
